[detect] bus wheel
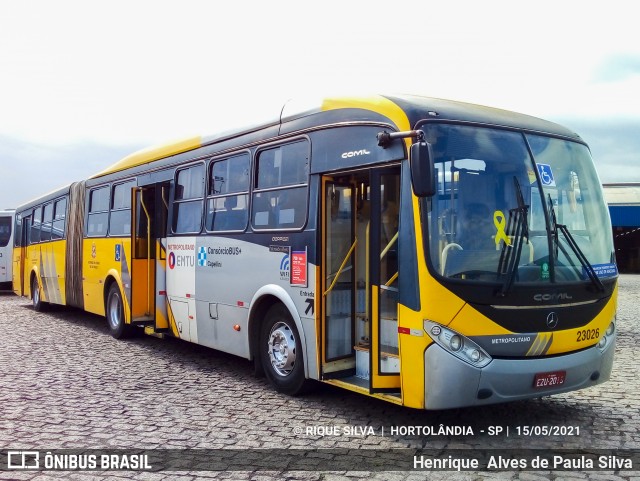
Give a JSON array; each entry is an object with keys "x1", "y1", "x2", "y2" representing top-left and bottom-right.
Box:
[
  {"x1": 106, "y1": 283, "x2": 131, "y2": 339},
  {"x1": 260, "y1": 304, "x2": 308, "y2": 396},
  {"x1": 31, "y1": 277, "x2": 46, "y2": 312}
]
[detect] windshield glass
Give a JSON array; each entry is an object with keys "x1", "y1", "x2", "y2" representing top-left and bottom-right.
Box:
[
  {"x1": 526, "y1": 134, "x2": 615, "y2": 281},
  {"x1": 421, "y1": 123, "x2": 615, "y2": 286},
  {"x1": 0, "y1": 216, "x2": 11, "y2": 247}
]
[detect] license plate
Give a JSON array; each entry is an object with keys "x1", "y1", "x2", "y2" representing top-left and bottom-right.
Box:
[{"x1": 533, "y1": 370, "x2": 566, "y2": 389}]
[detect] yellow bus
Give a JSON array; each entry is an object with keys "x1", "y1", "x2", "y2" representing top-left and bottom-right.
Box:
[{"x1": 13, "y1": 94, "x2": 617, "y2": 409}]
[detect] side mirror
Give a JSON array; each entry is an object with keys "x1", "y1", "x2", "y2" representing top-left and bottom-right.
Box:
[{"x1": 410, "y1": 141, "x2": 436, "y2": 197}]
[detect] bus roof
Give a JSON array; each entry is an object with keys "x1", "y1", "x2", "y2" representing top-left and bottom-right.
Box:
[
  {"x1": 387, "y1": 94, "x2": 581, "y2": 141},
  {"x1": 90, "y1": 94, "x2": 582, "y2": 179},
  {"x1": 15, "y1": 183, "x2": 74, "y2": 214}
]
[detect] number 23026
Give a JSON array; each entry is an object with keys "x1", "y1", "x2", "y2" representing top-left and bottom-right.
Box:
[{"x1": 576, "y1": 328, "x2": 599, "y2": 342}]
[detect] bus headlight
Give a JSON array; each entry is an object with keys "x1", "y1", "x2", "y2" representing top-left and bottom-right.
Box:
[
  {"x1": 449, "y1": 335, "x2": 462, "y2": 352},
  {"x1": 606, "y1": 321, "x2": 615, "y2": 337},
  {"x1": 469, "y1": 349, "x2": 481, "y2": 363},
  {"x1": 598, "y1": 317, "x2": 616, "y2": 352},
  {"x1": 424, "y1": 321, "x2": 492, "y2": 368}
]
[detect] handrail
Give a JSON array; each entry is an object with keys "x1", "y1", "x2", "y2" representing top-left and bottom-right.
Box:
[
  {"x1": 384, "y1": 271, "x2": 398, "y2": 287},
  {"x1": 380, "y1": 231, "x2": 398, "y2": 260},
  {"x1": 365, "y1": 223, "x2": 370, "y2": 325},
  {"x1": 324, "y1": 238, "x2": 357, "y2": 296},
  {"x1": 161, "y1": 186, "x2": 169, "y2": 211},
  {"x1": 441, "y1": 242, "x2": 462, "y2": 275},
  {"x1": 139, "y1": 189, "x2": 152, "y2": 316}
]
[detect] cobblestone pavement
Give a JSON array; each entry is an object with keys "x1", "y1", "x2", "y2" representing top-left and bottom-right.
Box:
[{"x1": 0, "y1": 276, "x2": 639, "y2": 480}]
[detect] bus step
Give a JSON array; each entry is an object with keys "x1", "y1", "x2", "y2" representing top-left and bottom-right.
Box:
[
  {"x1": 131, "y1": 317, "x2": 154, "y2": 325},
  {"x1": 380, "y1": 343, "x2": 399, "y2": 358},
  {"x1": 144, "y1": 325, "x2": 165, "y2": 338}
]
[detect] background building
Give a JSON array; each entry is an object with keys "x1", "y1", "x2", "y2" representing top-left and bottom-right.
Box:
[{"x1": 603, "y1": 183, "x2": 640, "y2": 273}]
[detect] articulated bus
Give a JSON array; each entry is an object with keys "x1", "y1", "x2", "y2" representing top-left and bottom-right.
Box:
[
  {"x1": 0, "y1": 209, "x2": 15, "y2": 290},
  {"x1": 13, "y1": 94, "x2": 617, "y2": 409}
]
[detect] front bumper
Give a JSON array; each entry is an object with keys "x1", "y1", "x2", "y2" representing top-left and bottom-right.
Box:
[{"x1": 423, "y1": 333, "x2": 615, "y2": 410}]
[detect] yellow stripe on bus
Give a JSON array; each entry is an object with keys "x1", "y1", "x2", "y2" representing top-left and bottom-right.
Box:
[
  {"x1": 91, "y1": 136, "x2": 202, "y2": 178},
  {"x1": 321, "y1": 95, "x2": 411, "y2": 132}
]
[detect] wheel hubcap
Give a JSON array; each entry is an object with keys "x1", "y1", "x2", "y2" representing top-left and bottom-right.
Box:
[
  {"x1": 108, "y1": 292, "x2": 121, "y2": 330},
  {"x1": 33, "y1": 283, "x2": 39, "y2": 305},
  {"x1": 268, "y1": 321, "x2": 297, "y2": 377}
]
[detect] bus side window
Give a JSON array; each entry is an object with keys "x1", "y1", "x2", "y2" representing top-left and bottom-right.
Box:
[
  {"x1": 52, "y1": 197, "x2": 67, "y2": 240},
  {"x1": 276, "y1": 187, "x2": 306, "y2": 227},
  {"x1": 207, "y1": 153, "x2": 250, "y2": 232},
  {"x1": 252, "y1": 192, "x2": 273, "y2": 228},
  {"x1": 31, "y1": 206, "x2": 42, "y2": 244},
  {"x1": 173, "y1": 163, "x2": 204, "y2": 234},
  {"x1": 252, "y1": 140, "x2": 309, "y2": 230},
  {"x1": 13, "y1": 214, "x2": 21, "y2": 248},
  {"x1": 87, "y1": 186, "x2": 110, "y2": 237},
  {"x1": 110, "y1": 180, "x2": 135, "y2": 236},
  {"x1": 41, "y1": 203, "x2": 53, "y2": 242}
]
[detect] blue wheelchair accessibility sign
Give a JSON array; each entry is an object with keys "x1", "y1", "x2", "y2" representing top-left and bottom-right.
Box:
[
  {"x1": 115, "y1": 244, "x2": 121, "y2": 262},
  {"x1": 537, "y1": 164, "x2": 556, "y2": 187}
]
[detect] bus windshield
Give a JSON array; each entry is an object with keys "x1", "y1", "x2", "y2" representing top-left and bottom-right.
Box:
[
  {"x1": 422, "y1": 123, "x2": 615, "y2": 286},
  {"x1": 0, "y1": 216, "x2": 12, "y2": 247}
]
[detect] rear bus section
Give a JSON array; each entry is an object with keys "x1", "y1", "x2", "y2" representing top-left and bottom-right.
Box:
[{"x1": 12, "y1": 186, "x2": 78, "y2": 310}]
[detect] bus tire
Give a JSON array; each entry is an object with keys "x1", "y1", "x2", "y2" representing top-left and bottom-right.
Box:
[
  {"x1": 31, "y1": 276, "x2": 47, "y2": 312},
  {"x1": 106, "y1": 283, "x2": 131, "y2": 339},
  {"x1": 260, "y1": 303, "x2": 309, "y2": 396}
]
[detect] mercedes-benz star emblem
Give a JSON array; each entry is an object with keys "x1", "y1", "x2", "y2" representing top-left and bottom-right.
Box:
[{"x1": 546, "y1": 312, "x2": 559, "y2": 329}]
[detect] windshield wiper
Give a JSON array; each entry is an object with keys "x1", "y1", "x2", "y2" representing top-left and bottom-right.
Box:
[
  {"x1": 497, "y1": 177, "x2": 529, "y2": 296},
  {"x1": 547, "y1": 194, "x2": 604, "y2": 291}
]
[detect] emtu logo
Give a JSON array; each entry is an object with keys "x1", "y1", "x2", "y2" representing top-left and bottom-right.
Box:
[{"x1": 168, "y1": 252, "x2": 176, "y2": 269}]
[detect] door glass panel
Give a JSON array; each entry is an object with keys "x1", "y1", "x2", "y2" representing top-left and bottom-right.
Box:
[
  {"x1": 378, "y1": 173, "x2": 400, "y2": 373},
  {"x1": 134, "y1": 189, "x2": 156, "y2": 259},
  {"x1": 325, "y1": 183, "x2": 354, "y2": 360}
]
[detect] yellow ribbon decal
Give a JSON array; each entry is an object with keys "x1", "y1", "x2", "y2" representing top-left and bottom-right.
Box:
[{"x1": 494, "y1": 210, "x2": 511, "y2": 246}]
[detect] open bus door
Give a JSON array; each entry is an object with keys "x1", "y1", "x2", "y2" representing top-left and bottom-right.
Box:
[
  {"x1": 130, "y1": 183, "x2": 170, "y2": 331},
  {"x1": 321, "y1": 166, "x2": 401, "y2": 395}
]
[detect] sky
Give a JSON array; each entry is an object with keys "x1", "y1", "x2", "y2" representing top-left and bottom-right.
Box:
[{"x1": 1, "y1": 0, "x2": 639, "y2": 209}]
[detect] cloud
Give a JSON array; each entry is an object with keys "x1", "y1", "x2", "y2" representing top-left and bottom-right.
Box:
[
  {"x1": 0, "y1": 135, "x2": 142, "y2": 209},
  {"x1": 2, "y1": 113, "x2": 637, "y2": 212},
  {"x1": 593, "y1": 54, "x2": 640, "y2": 83},
  {"x1": 555, "y1": 118, "x2": 640, "y2": 183}
]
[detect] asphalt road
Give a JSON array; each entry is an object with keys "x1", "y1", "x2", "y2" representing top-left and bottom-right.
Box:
[{"x1": 0, "y1": 276, "x2": 638, "y2": 480}]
